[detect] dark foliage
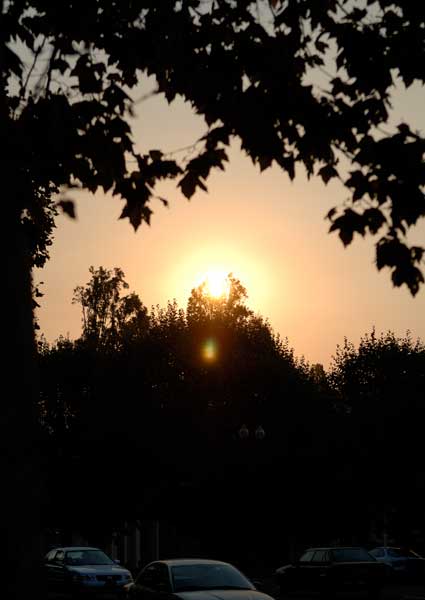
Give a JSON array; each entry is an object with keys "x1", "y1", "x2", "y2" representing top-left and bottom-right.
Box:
[
  {"x1": 37, "y1": 270, "x2": 425, "y2": 556},
  {"x1": 2, "y1": 0, "x2": 425, "y2": 292},
  {"x1": 37, "y1": 271, "x2": 322, "y2": 540},
  {"x1": 328, "y1": 329, "x2": 425, "y2": 547}
]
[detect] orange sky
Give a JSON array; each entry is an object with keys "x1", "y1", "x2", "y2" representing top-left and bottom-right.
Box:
[{"x1": 34, "y1": 77, "x2": 425, "y2": 368}]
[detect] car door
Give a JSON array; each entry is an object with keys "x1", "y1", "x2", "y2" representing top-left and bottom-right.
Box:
[
  {"x1": 46, "y1": 550, "x2": 68, "y2": 589},
  {"x1": 387, "y1": 548, "x2": 405, "y2": 571},
  {"x1": 44, "y1": 550, "x2": 58, "y2": 588},
  {"x1": 370, "y1": 548, "x2": 385, "y2": 563},
  {"x1": 307, "y1": 550, "x2": 329, "y2": 589},
  {"x1": 312, "y1": 550, "x2": 331, "y2": 589},
  {"x1": 292, "y1": 550, "x2": 315, "y2": 589},
  {"x1": 129, "y1": 562, "x2": 173, "y2": 600}
]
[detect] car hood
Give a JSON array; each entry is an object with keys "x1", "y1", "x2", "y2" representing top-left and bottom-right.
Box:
[
  {"x1": 276, "y1": 561, "x2": 385, "y2": 573},
  {"x1": 387, "y1": 557, "x2": 425, "y2": 561},
  {"x1": 68, "y1": 565, "x2": 131, "y2": 576},
  {"x1": 175, "y1": 590, "x2": 274, "y2": 600},
  {"x1": 334, "y1": 561, "x2": 384, "y2": 567},
  {"x1": 276, "y1": 565, "x2": 291, "y2": 574}
]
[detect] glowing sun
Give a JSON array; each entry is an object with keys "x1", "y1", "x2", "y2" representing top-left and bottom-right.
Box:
[{"x1": 203, "y1": 269, "x2": 230, "y2": 298}]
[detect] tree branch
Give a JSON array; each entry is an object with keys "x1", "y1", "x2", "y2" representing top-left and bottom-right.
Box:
[{"x1": 21, "y1": 35, "x2": 46, "y2": 99}]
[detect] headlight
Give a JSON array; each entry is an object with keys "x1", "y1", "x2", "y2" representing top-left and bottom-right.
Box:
[
  {"x1": 72, "y1": 573, "x2": 90, "y2": 581},
  {"x1": 72, "y1": 573, "x2": 96, "y2": 581}
]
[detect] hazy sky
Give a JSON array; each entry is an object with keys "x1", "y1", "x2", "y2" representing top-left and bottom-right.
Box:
[{"x1": 34, "y1": 76, "x2": 425, "y2": 368}]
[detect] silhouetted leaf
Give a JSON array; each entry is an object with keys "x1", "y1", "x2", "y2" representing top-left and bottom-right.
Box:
[
  {"x1": 259, "y1": 155, "x2": 273, "y2": 171},
  {"x1": 52, "y1": 58, "x2": 69, "y2": 74},
  {"x1": 326, "y1": 207, "x2": 337, "y2": 221},
  {"x1": 57, "y1": 199, "x2": 76, "y2": 219},
  {"x1": 315, "y1": 41, "x2": 328, "y2": 53},
  {"x1": 363, "y1": 208, "x2": 386, "y2": 234},
  {"x1": 120, "y1": 202, "x2": 143, "y2": 230},
  {"x1": 329, "y1": 209, "x2": 366, "y2": 246},
  {"x1": 276, "y1": 155, "x2": 295, "y2": 180},
  {"x1": 178, "y1": 172, "x2": 208, "y2": 199},
  {"x1": 149, "y1": 150, "x2": 163, "y2": 161},
  {"x1": 319, "y1": 165, "x2": 338, "y2": 184}
]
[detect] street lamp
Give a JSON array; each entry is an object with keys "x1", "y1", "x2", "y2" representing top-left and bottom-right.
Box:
[
  {"x1": 238, "y1": 423, "x2": 266, "y2": 440},
  {"x1": 238, "y1": 423, "x2": 249, "y2": 439},
  {"x1": 254, "y1": 425, "x2": 266, "y2": 440}
]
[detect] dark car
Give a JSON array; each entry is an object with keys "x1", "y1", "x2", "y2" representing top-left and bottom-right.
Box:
[
  {"x1": 275, "y1": 547, "x2": 386, "y2": 598},
  {"x1": 124, "y1": 558, "x2": 276, "y2": 600},
  {"x1": 369, "y1": 546, "x2": 425, "y2": 581},
  {"x1": 44, "y1": 546, "x2": 133, "y2": 595}
]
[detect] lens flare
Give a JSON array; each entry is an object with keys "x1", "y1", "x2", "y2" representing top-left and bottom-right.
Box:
[{"x1": 202, "y1": 338, "x2": 218, "y2": 362}]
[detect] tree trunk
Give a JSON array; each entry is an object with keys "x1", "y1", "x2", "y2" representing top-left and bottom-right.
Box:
[{"x1": 2, "y1": 211, "x2": 45, "y2": 599}]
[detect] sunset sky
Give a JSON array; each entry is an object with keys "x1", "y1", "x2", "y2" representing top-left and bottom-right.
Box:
[{"x1": 34, "y1": 76, "x2": 425, "y2": 368}]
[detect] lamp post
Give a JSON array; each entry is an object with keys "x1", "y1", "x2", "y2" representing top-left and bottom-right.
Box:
[
  {"x1": 235, "y1": 421, "x2": 267, "y2": 571},
  {"x1": 237, "y1": 392, "x2": 266, "y2": 441},
  {"x1": 238, "y1": 423, "x2": 266, "y2": 440}
]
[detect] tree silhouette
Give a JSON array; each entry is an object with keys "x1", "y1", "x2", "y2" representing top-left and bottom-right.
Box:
[
  {"x1": 3, "y1": 1, "x2": 425, "y2": 293},
  {"x1": 38, "y1": 275, "x2": 425, "y2": 564},
  {"x1": 72, "y1": 266, "x2": 149, "y2": 349},
  {"x1": 38, "y1": 271, "x2": 319, "y2": 550},
  {"x1": 328, "y1": 330, "x2": 425, "y2": 545}
]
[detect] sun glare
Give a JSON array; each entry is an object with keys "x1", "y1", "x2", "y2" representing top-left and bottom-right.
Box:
[
  {"x1": 203, "y1": 269, "x2": 230, "y2": 298},
  {"x1": 164, "y1": 244, "x2": 272, "y2": 321}
]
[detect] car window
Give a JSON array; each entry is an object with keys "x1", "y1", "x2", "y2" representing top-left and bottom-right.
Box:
[
  {"x1": 387, "y1": 548, "x2": 419, "y2": 558},
  {"x1": 331, "y1": 548, "x2": 374, "y2": 562},
  {"x1": 388, "y1": 549, "x2": 402, "y2": 558},
  {"x1": 138, "y1": 564, "x2": 163, "y2": 589},
  {"x1": 299, "y1": 551, "x2": 315, "y2": 563},
  {"x1": 54, "y1": 551, "x2": 65, "y2": 563},
  {"x1": 65, "y1": 549, "x2": 114, "y2": 566},
  {"x1": 45, "y1": 550, "x2": 57, "y2": 562},
  {"x1": 158, "y1": 564, "x2": 172, "y2": 592},
  {"x1": 312, "y1": 550, "x2": 328, "y2": 562},
  {"x1": 171, "y1": 563, "x2": 254, "y2": 592}
]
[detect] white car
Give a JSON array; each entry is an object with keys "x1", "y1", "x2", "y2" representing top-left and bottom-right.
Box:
[
  {"x1": 44, "y1": 546, "x2": 133, "y2": 594},
  {"x1": 125, "y1": 558, "x2": 275, "y2": 600}
]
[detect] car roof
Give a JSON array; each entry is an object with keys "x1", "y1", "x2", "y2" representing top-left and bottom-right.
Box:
[
  {"x1": 372, "y1": 547, "x2": 405, "y2": 550},
  {"x1": 305, "y1": 547, "x2": 366, "y2": 551},
  {"x1": 151, "y1": 559, "x2": 232, "y2": 567},
  {"x1": 49, "y1": 546, "x2": 102, "y2": 552}
]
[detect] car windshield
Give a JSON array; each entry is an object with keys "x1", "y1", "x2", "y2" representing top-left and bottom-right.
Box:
[
  {"x1": 389, "y1": 548, "x2": 421, "y2": 558},
  {"x1": 171, "y1": 564, "x2": 254, "y2": 592},
  {"x1": 332, "y1": 548, "x2": 374, "y2": 562},
  {"x1": 65, "y1": 549, "x2": 114, "y2": 566}
]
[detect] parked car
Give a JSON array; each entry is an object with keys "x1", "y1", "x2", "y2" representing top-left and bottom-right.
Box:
[
  {"x1": 44, "y1": 545, "x2": 133, "y2": 595},
  {"x1": 124, "y1": 558, "x2": 276, "y2": 600},
  {"x1": 369, "y1": 546, "x2": 425, "y2": 580},
  {"x1": 275, "y1": 546, "x2": 386, "y2": 598}
]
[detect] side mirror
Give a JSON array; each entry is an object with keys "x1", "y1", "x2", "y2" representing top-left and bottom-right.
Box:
[{"x1": 114, "y1": 559, "x2": 121, "y2": 564}]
